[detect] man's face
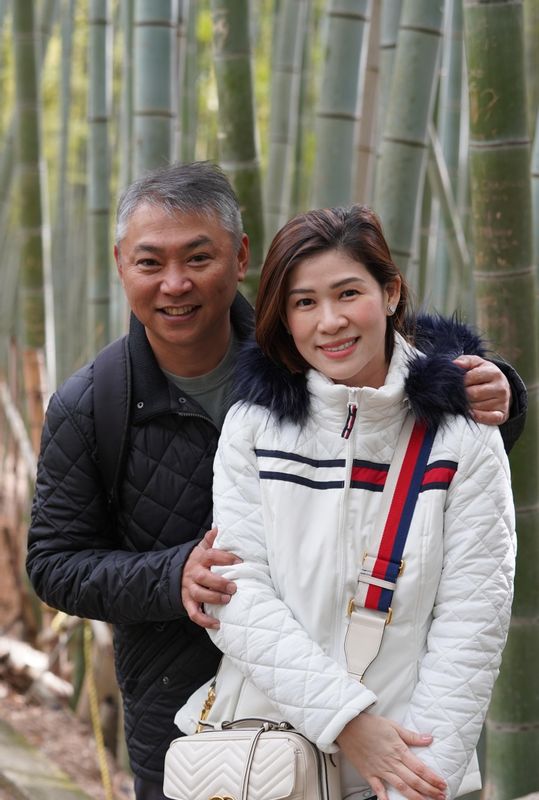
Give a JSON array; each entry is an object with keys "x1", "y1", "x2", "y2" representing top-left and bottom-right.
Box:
[{"x1": 115, "y1": 203, "x2": 249, "y2": 375}]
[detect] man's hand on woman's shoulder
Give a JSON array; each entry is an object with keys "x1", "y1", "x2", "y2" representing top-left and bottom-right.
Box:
[{"x1": 455, "y1": 354, "x2": 510, "y2": 425}]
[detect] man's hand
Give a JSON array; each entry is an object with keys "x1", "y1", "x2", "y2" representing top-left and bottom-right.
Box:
[
  {"x1": 181, "y1": 528, "x2": 240, "y2": 629},
  {"x1": 336, "y1": 713, "x2": 447, "y2": 800},
  {"x1": 454, "y1": 355, "x2": 511, "y2": 425}
]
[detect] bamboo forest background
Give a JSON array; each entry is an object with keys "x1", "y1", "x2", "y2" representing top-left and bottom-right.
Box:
[{"x1": 0, "y1": 1, "x2": 538, "y2": 798}]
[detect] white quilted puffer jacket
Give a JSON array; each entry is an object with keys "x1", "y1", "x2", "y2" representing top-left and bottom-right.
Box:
[{"x1": 176, "y1": 333, "x2": 516, "y2": 800}]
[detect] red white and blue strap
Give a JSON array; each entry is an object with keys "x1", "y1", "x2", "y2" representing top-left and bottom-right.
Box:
[
  {"x1": 355, "y1": 418, "x2": 436, "y2": 616},
  {"x1": 345, "y1": 414, "x2": 437, "y2": 681}
]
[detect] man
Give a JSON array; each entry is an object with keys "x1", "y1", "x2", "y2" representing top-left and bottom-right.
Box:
[{"x1": 27, "y1": 162, "x2": 526, "y2": 800}]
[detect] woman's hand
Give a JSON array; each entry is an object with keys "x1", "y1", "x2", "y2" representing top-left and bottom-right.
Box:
[{"x1": 336, "y1": 712, "x2": 447, "y2": 800}]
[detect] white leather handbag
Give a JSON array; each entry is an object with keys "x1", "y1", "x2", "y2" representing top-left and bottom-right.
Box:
[{"x1": 163, "y1": 718, "x2": 341, "y2": 800}]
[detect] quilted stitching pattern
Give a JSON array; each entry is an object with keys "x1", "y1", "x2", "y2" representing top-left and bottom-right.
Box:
[{"x1": 164, "y1": 733, "x2": 300, "y2": 799}]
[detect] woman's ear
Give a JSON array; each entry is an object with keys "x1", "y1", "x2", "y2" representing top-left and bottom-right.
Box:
[{"x1": 385, "y1": 277, "x2": 401, "y2": 313}]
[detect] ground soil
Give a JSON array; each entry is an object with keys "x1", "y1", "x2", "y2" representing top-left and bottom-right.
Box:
[{"x1": 0, "y1": 678, "x2": 135, "y2": 800}]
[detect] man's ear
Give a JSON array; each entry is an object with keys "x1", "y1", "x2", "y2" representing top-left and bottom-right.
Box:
[
  {"x1": 237, "y1": 234, "x2": 250, "y2": 282},
  {"x1": 114, "y1": 244, "x2": 124, "y2": 283}
]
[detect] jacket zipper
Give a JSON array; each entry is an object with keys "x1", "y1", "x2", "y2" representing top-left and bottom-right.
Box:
[
  {"x1": 341, "y1": 402, "x2": 357, "y2": 439},
  {"x1": 331, "y1": 393, "x2": 358, "y2": 660},
  {"x1": 174, "y1": 410, "x2": 219, "y2": 433}
]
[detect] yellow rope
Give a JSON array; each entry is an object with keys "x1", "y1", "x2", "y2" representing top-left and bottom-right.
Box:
[{"x1": 84, "y1": 620, "x2": 114, "y2": 800}]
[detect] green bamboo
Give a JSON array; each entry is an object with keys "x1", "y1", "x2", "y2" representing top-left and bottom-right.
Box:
[
  {"x1": 432, "y1": 0, "x2": 465, "y2": 313},
  {"x1": 53, "y1": 0, "x2": 75, "y2": 383},
  {"x1": 312, "y1": 0, "x2": 371, "y2": 208},
  {"x1": 463, "y1": 3, "x2": 539, "y2": 797},
  {"x1": 290, "y1": 0, "x2": 315, "y2": 215},
  {"x1": 356, "y1": 0, "x2": 380, "y2": 204},
  {"x1": 36, "y1": 0, "x2": 58, "y2": 62},
  {"x1": 133, "y1": 0, "x2": 174, "y2": 176},
  {"x1": 417, "y1": 157, "x2": 433, "y2": 305},
  {"x1": 0, "y1": 0, "x2": 58, "y2": 262},
  {"x1": 376, "y1": 0, "x2": 402, "y2": 150},
  {"x1": 180, "y1": 0, "x2": 198, "y2": 163},
  {"x1": 0, "y1": 208, "x2": 19, "y2": 354},
  {"x1": 173, "y1": 0, "x2": 189, "y2": 161},
  {"x1": 533, "y1": 111, "x2": 539, "y2": 292},
  {"x1": 427, "y1": 124, "x2": 471, "y2": 308},
  {"x1": 13, "y1": 0, "x2": 47, "y2": 352},
  {"x1": 67, "y1": 179, "x2": 89, "y2": 370},
  {"x1": 87, "y1": 0, "x2": 111, "y2": 355},
  {"x1": 374, "y1": 0, "x2": 445, "y2": 275},
  {"x1": 265, "y1": 0, "x2": 308, "y2": 244},
  {"x1": 523, "y1": 0, "x2": 539, "y2": 139},
  {"x1": 211, "y1": 0, "x2": 264, "y2": 283},
  {"x1": 119, "y1": 0, "x2": 134, "y2": 191}
]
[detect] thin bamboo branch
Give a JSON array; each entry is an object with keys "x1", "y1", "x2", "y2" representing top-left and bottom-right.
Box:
[
  {"x1": 0, "y1": 382, "x2": 37, "y2": 479},
  {"x1": 427, "y1": 123, "x2": 470, "y2": 291}
]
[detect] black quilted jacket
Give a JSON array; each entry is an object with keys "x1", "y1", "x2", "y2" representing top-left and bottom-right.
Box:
[{"x1": 27, "y1": 293, "x2": 254, "y2": 782}]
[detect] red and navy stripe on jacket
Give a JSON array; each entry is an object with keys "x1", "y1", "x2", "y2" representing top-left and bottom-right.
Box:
[{"x1": 255, "y1": 450, "x2": 456, "y2": 492}]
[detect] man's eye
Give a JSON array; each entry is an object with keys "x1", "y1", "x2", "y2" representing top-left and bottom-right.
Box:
[
  {"x1": 137, "y1": 258, "x2": 159, "y2": 267},
  {"x1": 190, "y1": 253, "x2": 211, "y2": 264}
]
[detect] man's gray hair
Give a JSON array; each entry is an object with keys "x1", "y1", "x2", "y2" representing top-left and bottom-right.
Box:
[{"x1": 115, "y1": 161, "x2": 244, "y2": 247}]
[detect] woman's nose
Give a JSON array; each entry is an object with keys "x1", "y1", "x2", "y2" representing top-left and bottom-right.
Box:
[{"x1": 318, "y1": 304, "x2": 347, "y2": 333}]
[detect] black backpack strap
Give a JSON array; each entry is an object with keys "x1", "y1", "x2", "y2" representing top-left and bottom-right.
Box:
[{"x1": 93, "y1": 336, "x2": 132, "y2": 508}]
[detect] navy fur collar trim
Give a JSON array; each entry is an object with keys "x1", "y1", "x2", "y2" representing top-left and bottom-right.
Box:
[{"x1": 233, "y1": 314, "x2": 486, "y2": 430}]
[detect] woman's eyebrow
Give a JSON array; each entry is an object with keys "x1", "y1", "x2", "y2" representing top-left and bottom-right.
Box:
[{"x1": 288, "y1": 276, "x2": 366, "y2": 295}]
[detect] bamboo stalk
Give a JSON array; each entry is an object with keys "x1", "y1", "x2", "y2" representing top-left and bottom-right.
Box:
[
  {"x1": 374, "y1": 0, "x2": 445, "y2": 274},
  {"x1": 355, "y1": 0, "x2": 381, "y2": 205},
  {"x1": 312, "y1": 0, "x2": 372, "y2": 208},
  {"x1": 464, "y1": 2, "x2": 539, "y2": 795},
  {"x1": 87, "y1": 0, "x2": 111, "y2": 355},
  {"x1": 133, "y1": 0, "x2": 175, "y2": 176},
  {"x1": 211, "y1": 0, "x2": 265, "y2": 283},
  {"x1": 13, "y1": 0, "x2": 52, "y2": 416},
  {"x1": 264, "y1": 0, "x2": 308, "y2": 245}
]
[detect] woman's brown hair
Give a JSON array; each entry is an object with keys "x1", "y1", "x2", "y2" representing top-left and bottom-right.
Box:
[{"x1": 255, "y1": 205, "x2": 409, "y2": 373}]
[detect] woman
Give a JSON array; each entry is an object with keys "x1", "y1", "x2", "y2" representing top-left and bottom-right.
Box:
[{"x1": 176, "y1": 206, "x2": 515, "y2": 800}]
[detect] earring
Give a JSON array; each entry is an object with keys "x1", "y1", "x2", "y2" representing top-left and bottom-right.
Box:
[{"x1": 387, "y1": 304, "x2": 396, "y2": 315}]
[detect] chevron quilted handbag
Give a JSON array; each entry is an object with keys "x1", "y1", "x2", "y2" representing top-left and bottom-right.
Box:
[{"x1": 163, "y1": 718, "x2": 341, "y2": 800}]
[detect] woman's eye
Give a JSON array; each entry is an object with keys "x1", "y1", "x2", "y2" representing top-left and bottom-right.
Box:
[
  {"x1": 296, "y1": 297, "x2": 314, "y2": 308},
  {"x1": 341, "y1": 289, "x2": 359, "y2": 298}
]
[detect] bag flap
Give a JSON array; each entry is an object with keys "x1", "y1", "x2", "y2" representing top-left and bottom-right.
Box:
[{"x1": 163, "y1": 731, "x2": 297, "y2": 800}]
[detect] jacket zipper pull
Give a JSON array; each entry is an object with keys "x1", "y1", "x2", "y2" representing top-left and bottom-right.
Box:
[{"x1": 341, "y1": 402, "x2": 357, "y2": 439}]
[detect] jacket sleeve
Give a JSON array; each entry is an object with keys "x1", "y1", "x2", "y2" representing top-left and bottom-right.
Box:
[
  {"x1": 207, "y1": 406, "x2": 377, "y2": 752},
  {"x1": 492, "y1": 356, "x2": 527, "y2": 454},
  {"x1": 387, "y1": 423, "x2": 516, "y2": 800},
  {"x1": 26, "y1": 388, "x2": 192, "y2": 624}
]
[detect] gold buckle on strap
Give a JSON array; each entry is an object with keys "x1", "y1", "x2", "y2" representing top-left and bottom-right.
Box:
[{"x1": 347, "y1": 599, "x2": 392, "y2": 625}]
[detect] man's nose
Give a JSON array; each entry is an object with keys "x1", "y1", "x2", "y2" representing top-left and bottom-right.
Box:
[{"x1": 160, "y1": 266, "x2": 193, "y2": 295}]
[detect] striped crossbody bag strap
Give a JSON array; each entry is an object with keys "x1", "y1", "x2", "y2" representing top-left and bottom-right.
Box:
[{"x1": 344, "y1": 413, "x2": 437, "y2": 682}]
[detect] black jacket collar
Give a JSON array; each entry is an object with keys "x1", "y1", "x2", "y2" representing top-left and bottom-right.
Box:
[{"x1": 128, "y1": 292, "x2": 254, "y2": 424}]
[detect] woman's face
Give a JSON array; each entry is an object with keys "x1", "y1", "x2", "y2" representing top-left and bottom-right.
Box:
[{"x1": 285, "y1": 250, "x2": 401, "y2": 389}]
